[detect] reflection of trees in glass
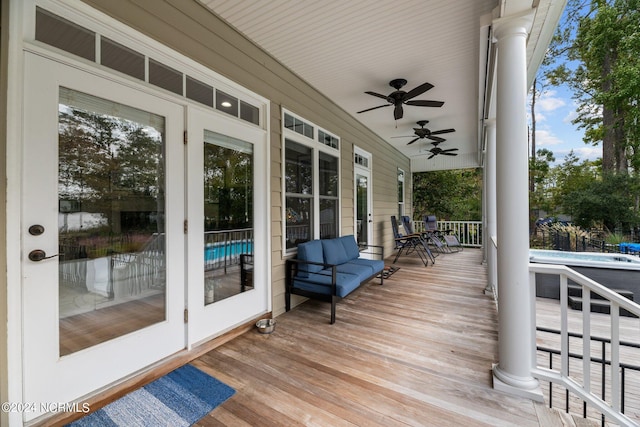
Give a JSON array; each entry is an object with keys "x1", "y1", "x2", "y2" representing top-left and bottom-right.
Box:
[
  {"x1": 58, "y1": 104, "x2": 165, "y2": 238},
  {"x1": 203, "y1": 143, "x2": 253, "y2": 231}
]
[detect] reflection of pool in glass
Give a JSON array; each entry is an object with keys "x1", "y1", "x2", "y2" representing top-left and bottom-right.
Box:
[
  {"x1": 205, "y1": 241, "x2": 253, "y2": 262},
  {"x1": 530, "y1": 249, "x2": 640, "y2": 300}
]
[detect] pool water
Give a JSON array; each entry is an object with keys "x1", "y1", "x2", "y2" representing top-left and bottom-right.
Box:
[
  {"x1": 205, "y1": 241, "x2": 253, "y2": 262},
  {"x1": 530, "y1": 249, "x2": 640, "y2": 269}
]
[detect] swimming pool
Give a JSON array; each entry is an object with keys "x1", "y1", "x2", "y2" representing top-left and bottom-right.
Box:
[{"x1": 529, "y1": 249, "x2": 640, "y2": 300}]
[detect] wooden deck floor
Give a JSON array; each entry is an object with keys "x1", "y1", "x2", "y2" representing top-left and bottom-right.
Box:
[{"x1": 191, "y1": 248, "x2": 600, "y2": 426}]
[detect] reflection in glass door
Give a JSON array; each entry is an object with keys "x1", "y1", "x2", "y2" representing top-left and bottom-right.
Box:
[
  {"x1": 203, "y1": 132, "x2": 254, "y2": 304},
  {"x1": 58, "y1": 87, "x2": 167, "y2": 356},
  {"x1": 355, "y1": 172, "x2": 371, "y2": 245}
]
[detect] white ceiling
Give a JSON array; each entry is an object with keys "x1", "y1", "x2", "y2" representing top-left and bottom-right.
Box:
[{"x1": 200, "y1": 0, "x2": 561, "y2": 172}]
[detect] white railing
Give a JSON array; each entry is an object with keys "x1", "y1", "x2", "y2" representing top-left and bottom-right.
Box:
[
  {"x1": 529, "y1": 263, "x2": 640, "y2": 426},
  {"x1": 413, "y1": 219, "x2": 483, "y2": 247}
]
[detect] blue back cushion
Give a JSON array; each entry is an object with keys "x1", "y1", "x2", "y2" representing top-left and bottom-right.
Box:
[
  {"x1": 321, "y1": 238, "x2": 349, "y2": 265},
  {"x1": 339, "y1": 235, "x2": 360, "y2": 260},
  {"x1": 296, "y1": 240, "x2": 325, "y2": 277}
]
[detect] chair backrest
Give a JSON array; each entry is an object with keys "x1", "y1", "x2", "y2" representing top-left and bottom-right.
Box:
[
  {"x1": 401, "y1": 215, "x2": 414, "y2": 235},
  {"x1": 390, "y1": 216, "x2": 403, "y2": 239},
  {"x1": 423, "y1": 215, "x2": 438, "y2": 232}
]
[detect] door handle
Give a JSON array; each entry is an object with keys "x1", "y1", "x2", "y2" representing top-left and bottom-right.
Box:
[{"x1": 28, "y1": 249, "x2": 59, "y2": 262}]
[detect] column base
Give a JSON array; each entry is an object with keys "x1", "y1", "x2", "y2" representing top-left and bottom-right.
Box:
[
  {"x1": 492, "y1": 364, "x2": 544, "y2": 402},
  {"x1": 483, "y1": 283, "x2": 494, "y2": 297}
]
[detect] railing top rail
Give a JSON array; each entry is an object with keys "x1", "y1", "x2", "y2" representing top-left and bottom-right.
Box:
[
  {"x1": 529, "y1": 262, "x2": 640, "y2": 317},
  {"x1": 205, "y1": 228, "x2": 254, "y2": 235}
]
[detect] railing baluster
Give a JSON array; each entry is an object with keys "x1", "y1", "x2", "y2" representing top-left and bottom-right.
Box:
[
  {"x1": 611, "y1": 303, "x2": 621, "y2": 412},
  {"x1": 583, "y1": 284, "x2": 591, "y2": 397}
]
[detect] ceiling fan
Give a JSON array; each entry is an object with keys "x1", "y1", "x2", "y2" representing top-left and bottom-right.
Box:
[
  {"x1": 357, "y1": 79, "x2": 444, "y2": 120},
  {"x1": 392, "y1": 120, "x2": 456, "y2": 145},
  {"x1": 426, "y1": 146, "x2": 459, "y2": 159}
]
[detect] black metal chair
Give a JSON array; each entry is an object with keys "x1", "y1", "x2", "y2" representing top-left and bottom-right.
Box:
[
  {"x1": 391, "y1": 216, "x2": 432, "y2": 266},
  {"x1": 423, "y1": 215, "x2": 462, "y2": 252}
]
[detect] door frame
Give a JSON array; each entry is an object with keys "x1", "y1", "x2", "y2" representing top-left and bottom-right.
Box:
[
  {"x1": 353, "y1": 146, "x2": 373, "y2": 246},
  {"x1": 186, "y1": 105, "x2": 271, "y2": 347},
  {"x1": 20, "y1": 52, "x2": 187, "y2": 421}
]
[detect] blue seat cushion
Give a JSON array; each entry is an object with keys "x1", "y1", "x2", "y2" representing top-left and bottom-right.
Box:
[
  {"x1": 296, "y1": 240, "x2": 325, "y2": 278},
  {"x1": 339, "y1": 235, "x2": 360, "y2": 260},
  {"x1": 348, "y1": 258, "x2": 385, "y2": 276},
  {"x1": 292, "y1": 270, "x2": 361, "y2": 298},
  {"x1": 321, "y1": 238, "x2": 350, "y2": 265},
  {"x1": 335, "y1": 262, "x2": 373, "y2": 282}
]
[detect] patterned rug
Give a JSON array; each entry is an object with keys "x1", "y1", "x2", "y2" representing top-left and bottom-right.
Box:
[{"x1": 68, "y1": 364, "x2": 235, "y2": 426}]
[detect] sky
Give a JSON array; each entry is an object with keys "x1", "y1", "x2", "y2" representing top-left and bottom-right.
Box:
[{"x1": 532, "y1": 84, "x2": 601, "y2": 166}]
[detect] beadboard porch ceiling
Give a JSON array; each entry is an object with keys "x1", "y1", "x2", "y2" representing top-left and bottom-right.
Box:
[{"x1": 199, "y1": 0, "x2": 564, "y2": 172}]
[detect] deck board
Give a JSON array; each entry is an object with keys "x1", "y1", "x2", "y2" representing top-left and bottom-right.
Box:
[{"x1": 192, "y1": 248, "x2": 552, "y2": 426}]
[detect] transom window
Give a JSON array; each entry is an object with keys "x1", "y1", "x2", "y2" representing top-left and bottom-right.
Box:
[
  {"x1": 283, "y1": 111, "x2": 340, "y2": 252},
  {"x1": 34, "y1": 7, "x2": 261, "y2": 126}
]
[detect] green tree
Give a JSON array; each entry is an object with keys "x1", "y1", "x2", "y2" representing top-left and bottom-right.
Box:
[
  {"x1": 412, "y1": 169, "x2": 482, "y2": 220},
  {"x1": 562, "y1": 173, "x2": 639, "y2": 229},
  {"x1": 546, "y1": 0, "x2": 640, "y2": 174}
]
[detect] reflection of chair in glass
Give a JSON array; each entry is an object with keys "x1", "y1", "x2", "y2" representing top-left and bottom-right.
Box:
[
  {"x1": 391, "y1": 216, "x2": 433, "y2": 266},
  {"x1": 423, "y1": 215, "x2": 462, "y2": 252},
  {"x1": 240, "y1": 254, "x2": 253, "y2": 292}
]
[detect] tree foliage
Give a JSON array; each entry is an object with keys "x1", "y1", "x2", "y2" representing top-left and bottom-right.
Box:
[
  {"x1": 545, "y1": 0, "x2": 640, "y2": 174},
  {"x1": 412, "y1": 169, "x2": 482, "y2": 220}
]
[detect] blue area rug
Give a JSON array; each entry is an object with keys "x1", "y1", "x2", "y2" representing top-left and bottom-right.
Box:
[{"x1": 68, "y1": 364, "x2": 235, "y2": 427}]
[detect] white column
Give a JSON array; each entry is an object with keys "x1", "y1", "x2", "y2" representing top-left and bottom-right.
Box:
[
  {"x1": 491, "y1": 10, "x2": 543, "y2": 401},
  {"x1": 484, "y1": 119, "x2": 497, "y2": 297}
]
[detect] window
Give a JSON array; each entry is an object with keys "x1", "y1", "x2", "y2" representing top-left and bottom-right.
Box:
[
  {"x1": 283, "y1": 112, "x2": 340, "y2": 251},
  {"x1": 398, "y1": 168, "x2": 405, "y2": 218},
  {"x1": 319, "y1": 152, "x2": 339, "y2": 239},
  {"x1": 35, "y1": 7, "x2": 262, "y2": 126}
]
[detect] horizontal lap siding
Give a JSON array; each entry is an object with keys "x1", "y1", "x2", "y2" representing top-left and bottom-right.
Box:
[{"x1": 82, "y1": 0, "x2": 411, "y2": 316}]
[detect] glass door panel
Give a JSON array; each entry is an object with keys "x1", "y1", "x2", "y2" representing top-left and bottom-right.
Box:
[
  {"x1": 203, "y1": 131, "x2": 254, "y2": 304},
  {"x1": 356, "y1": 172, "x2": 371, "y2": 245},
  {"x1": 58, "y1": 88, "x2": 167, "y2": 356}
]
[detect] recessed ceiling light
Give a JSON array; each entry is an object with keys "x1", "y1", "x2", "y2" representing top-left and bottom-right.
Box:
[{"x1": 221, "y1": 101, "x2": 232, "y2": 108}]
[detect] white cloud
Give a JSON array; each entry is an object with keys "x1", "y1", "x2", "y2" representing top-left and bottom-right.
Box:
[
  {"x1": 538, "y1": 90, "x2": 566, "y2": 112},
  {"x1": 535, "y1": 129, "x2": 564, "y2": 146}
]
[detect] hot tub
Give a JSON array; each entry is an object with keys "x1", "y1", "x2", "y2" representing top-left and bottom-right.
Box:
[{"x1": 529, "y1": 249, "x2": 640, "y2": 300}]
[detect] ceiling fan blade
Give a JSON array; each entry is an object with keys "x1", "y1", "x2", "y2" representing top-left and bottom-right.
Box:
[
  {"x1": 394, "y1": 104, "x2": 404, "y2": 120},
  {"x1": 428, "y1": 136, "x2": 446, "y2": 143},
  {"x1": 403, "y1": 82, "x2": 434, "y2": 100},
  {"x1": 431, "y1": 128, "x2": 456, "y2": 135},
  {"x1": 357, "y1": 104, "x2": 390, "y2": 114},
  {"x1": 406, "y1": 137, "x2": 420, "y2": 145},
  {"x1": 442, "y1": 152, "x2": 458, "y2": 156},
  {"x1": 442, "y1": 148, "x2": 459, "y2": 152},
  {"x1": 364, "y1": 91, "x2": 390, "y2": 100},
  {"x1": 428, "y1": 153, "x2": 437, "y2": 159},
  {"x1": 405, "y1": 100, "x2": 445, "y2": 108}
]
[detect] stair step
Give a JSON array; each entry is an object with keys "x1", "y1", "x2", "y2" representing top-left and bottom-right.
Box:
[{"x1": 568, "y1": 296, "x2": 638, "y2": 318}]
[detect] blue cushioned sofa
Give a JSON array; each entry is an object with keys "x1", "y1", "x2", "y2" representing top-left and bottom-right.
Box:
[{"x1": 285, "y1": 235, "x2": 385, "y2": 324}]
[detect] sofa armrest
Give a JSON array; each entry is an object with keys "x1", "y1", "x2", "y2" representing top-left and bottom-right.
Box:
[{"x1": 285, "y1": 258, "x2": 338, "y2": 294}]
